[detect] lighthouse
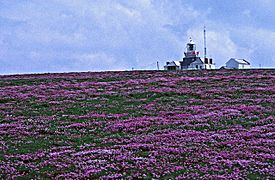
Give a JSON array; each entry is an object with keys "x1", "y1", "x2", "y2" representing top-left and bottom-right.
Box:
[
  {"x1": 164, "y1": 27, "x2": 216, "y2": 71},
  {"x1": 184, "y1": 38, "x2": 199, "y2": 58}
]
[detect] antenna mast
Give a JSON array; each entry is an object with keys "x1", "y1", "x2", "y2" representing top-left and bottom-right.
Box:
[{"x1": 204, "y1": 26, "x2": 207, "y2": 60}]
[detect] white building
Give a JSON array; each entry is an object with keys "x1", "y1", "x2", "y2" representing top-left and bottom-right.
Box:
[
  {"x1": 164, "y1": 38, "x2": 215, "y2": 70},
  {"x1": 225, "y1": 58, "x2": 251, "y2": 69},
  {"x1": 164, "y1": 61, "x2": 181, "y2": 71}
]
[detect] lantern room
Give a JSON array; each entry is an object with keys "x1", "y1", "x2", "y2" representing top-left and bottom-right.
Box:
[{"x1": 184, "y1": 38, "x2": 199, "y2": 57}]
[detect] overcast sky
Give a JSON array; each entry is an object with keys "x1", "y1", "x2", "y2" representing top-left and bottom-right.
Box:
[{"x1": 1, "y1": 0, "x2": 275, "y2": 74}]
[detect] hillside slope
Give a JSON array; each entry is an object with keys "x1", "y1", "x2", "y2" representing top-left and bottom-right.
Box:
[{"x1": 0, "y1": 70, "x2": 274, "y2": 178}]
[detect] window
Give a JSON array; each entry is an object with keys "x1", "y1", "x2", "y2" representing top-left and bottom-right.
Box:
[
  {"x1": 196, "y1": 65, "x2": 198, "y2": 69},
  {"x1": 168, "y1": 66, "x2": 176, "y2": 71},
  {"x1": 189, "y1": 44, "x2": 194, "y2": 51}
]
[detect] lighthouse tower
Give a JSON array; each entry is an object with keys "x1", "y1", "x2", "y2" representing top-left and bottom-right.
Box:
[
  {"x1": 184, "y1": 38, "x2": 199, "y2": 58},
  {"x1": 164, "y1": 27, "x2": 216, "y2": 71}
]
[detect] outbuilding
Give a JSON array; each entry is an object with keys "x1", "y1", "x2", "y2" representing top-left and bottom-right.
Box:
[
  {"x1": 225, "y1": 58, "x2": 251, "y2": 69},
  {"x1": 164, "y1": 61, "x2": 181, "y2": 71}
]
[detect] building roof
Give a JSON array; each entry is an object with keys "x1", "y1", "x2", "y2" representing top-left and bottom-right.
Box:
[
  {"x1": 229, "y1": 58, "x2": 250, "y2": 65},
  {"x1": 174, "y1": 61, "x2": 181, "y2": 66},
  {"x1": 187, "y1": 38, "x2": 195, "y2": 45},
  {"x1": 181, "y1": 57, "x2": 203, "y2": 66},
  {"x1": 165, "y1": 61, "x2": 181, "y2": 67}
]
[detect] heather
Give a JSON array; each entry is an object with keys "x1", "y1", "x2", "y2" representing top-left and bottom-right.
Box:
[{"x1": 0, "y1": 70, "x2": 274, "y2": 179}]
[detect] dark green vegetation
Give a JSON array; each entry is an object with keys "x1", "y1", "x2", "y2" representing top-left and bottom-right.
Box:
[{"x1": 0, "y1": 70, "x2": 274, "y2": 178}]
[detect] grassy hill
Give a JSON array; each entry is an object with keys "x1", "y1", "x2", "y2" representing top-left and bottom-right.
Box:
[{"x1": 0, "y1": 70, "x2": 274, "y2": 179}]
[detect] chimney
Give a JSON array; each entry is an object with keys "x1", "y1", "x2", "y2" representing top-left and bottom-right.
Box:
[
  {"x1": 205, "y1": 58, "x2": 208, "y2": 64},
  {"x1": 209, "y1": 58, "x2": 213, "y2": 64}
]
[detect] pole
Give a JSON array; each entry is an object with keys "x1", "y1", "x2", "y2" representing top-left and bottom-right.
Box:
[
  {"x1": 204, "y1": 26, "x2": 207, "y2": 60},
  {"x1": 157, "y1": 61, "x2": 159, "y2": 70}
]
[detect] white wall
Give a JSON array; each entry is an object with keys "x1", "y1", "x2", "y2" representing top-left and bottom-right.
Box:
[
  {"x1": 226, "y1": 59, "x2": 238, "y2": 69},
  {"x1": 204, "y1": 64, "x2": 216, "y2": 70},
  {"x1": 238, "y1": 64, "x2": 251, "y2": 69}
]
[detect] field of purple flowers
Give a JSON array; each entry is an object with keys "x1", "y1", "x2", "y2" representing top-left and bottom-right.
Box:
[{"x1": 0, "y1": 70, "x2": 274, "y2": 179}]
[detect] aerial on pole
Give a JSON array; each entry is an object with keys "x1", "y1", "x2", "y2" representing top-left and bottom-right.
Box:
[
  {"x1": 204, "y1": 26, "x2": 207, "y2": 60},
  {"x1": 164, "y1": 25, "x2": 216, "y2": 71}
]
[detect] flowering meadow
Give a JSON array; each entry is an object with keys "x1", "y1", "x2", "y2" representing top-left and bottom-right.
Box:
[{"x1": 0, "y1": 70, "x2": 274, "y2": 179}]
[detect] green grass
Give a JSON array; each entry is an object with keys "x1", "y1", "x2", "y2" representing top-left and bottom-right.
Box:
[
  {"x1": 7, "y1": 136, "x2": 69, "y2": 154},
  {"x1": 71, "y1": 135, "x2": 100, "y2": 147},
  {"x1": 0, "y1": 98, "x2": 15, "y2": 103},
  {"x1": 1, "y1": 78, "x2": 64, "y2": 87},
  {"x1": 0, "y1": 151, "x2": 5, "y2": 161},
  {"x1": 163, "y1": 169, "x2": 188, "y2": 179},
  {"x1": 135, "y1": 150, "x2": 150, "y2": 157},
  {"x1": 248, "y1": 173, "x2": 264, "y2": 180}
]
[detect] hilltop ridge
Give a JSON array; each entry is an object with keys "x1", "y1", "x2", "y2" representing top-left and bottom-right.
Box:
[{"x1": 0, "y1": 70, "x2": 274, "y2": 178}]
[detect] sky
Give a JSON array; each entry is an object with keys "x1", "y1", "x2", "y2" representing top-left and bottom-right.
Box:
[{"x1": 0, "y1": 0, "x2": 275, "y2": 74}]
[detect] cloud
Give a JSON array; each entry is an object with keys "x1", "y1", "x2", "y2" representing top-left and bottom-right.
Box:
[
  {"x1": 230, "y1": 26, "x2": 275, "y2": 67},
  {"x1": 0, "y1": 0, "x2": 187, "y2": 73},
  {"x1": 71, "y1": 52, "x2": 121, "y2": 71},
  {"x1": 0, "y1": 0, "x2": 274, "y2": 74},
  {"x1": 185, "y1": 27, "x2": 238, "y2": 66},
  {"x1": 242, "y1": 10, "x2": 251, "y2": 17}
]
